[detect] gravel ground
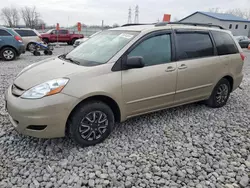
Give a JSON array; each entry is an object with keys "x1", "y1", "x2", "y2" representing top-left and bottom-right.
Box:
[{"x1": 0, "y1": 47, "x2": 250, "y2": 188}]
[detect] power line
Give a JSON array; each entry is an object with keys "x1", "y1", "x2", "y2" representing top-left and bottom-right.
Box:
[
  {"x1": 134, "y1": 5, "x2": 139, "y2": 23},
  {"x1": 128, "y1": 7, "x2": 132, "y2": 24}
]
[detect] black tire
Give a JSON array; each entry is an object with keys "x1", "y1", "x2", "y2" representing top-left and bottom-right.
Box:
[
  {"x1": 1, "y1": 47, "x2": 16, "y2": 61},
  {"x1": 48, "y1": 51, "x2": 53, "y2": 55},
  {"x1": 68, "y1": 101, "x2": 115, "y2": 147},
  {"x1": 44, "y1": 50, "x2": 49, "y2": 55},
  {"x1": 67, "y1": 42, "x2": 71, "y2": 45},
  {"x1": 71, "y1": 39, "x2": 77, "y2": 46},
  {"x1": 27, "y1": 42, "x2": 36, "y2": 51},
  {"x1": 33, "y1": 51, "x2": 41, "y2": 56},
  {"x1": 205, "y1": 78, "x2": 231, "y2": 108},
  {"x1": 43, "y1": 38, "x2": 49, "y2": 44}
]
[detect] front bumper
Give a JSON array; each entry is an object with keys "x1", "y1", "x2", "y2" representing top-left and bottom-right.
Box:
[{"x1": 5, "y1": 85, "x2": 79, "y2": 138}]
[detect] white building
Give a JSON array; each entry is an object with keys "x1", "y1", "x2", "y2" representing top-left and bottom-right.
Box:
[{"x1": 179, "y1": 11, "x2": 250, "y2": 37}]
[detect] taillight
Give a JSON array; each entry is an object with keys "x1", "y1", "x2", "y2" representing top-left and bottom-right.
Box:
[
  {"x1": 15, "y1": 35, "x2": 23, "y2": 43},
  {"x1": 240, "y1": 52, "x2": 245, "y2": 61}
]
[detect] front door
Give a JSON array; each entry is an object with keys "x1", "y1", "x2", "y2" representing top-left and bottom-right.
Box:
[
  {"x1": 50, "y1": 30, "x2": 58, "y2": 42},
  {"x1": 174, "y1": 31, "x2": 221, "y2": 104},
  {"x1": 58, "y1": 30, "x2": 69, "y2": 42},
  {"x1": 122, "y1": 32, "x2": 177, "y2": 117}
]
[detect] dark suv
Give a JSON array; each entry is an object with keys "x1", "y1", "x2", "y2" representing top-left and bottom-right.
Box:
[{"x1": 0, "y1": 27, "x2": 25, "y2": 61}]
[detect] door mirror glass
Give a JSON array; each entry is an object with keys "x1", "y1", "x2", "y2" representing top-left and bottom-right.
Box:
[{"x1": 126, "y1": 56, "x2": 145, "y2": 69}]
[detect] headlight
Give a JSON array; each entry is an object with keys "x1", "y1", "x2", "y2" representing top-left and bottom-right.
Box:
[{"x1": 21, "y1": 78, "x2": 69, "y2": 99}]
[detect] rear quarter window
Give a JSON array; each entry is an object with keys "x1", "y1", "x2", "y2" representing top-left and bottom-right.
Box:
[
  {"x1": 211, "y1": 31, "x2": 239, "y2": 56},
  {"x1": 0, "y1": 29, "x2": 11, "y2": 36},
  {"x1": 175, "y1": 32, "x2": 214, "y2": 60},
  {"x1": 15, "y1": 30, "x2": 37, "y2": 37}
]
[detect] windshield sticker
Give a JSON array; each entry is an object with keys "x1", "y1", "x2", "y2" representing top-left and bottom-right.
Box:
[{"x1": 119, "y1": 33, "x2": 134, "y2": 39}]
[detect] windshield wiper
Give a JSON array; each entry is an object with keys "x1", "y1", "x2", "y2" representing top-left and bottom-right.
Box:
[
  {"x1": 65, "y1": 57, "x2": 80, "y2": 65},
  {"x1": 59, "y1": 54, "x2": 80, "y2": 65}
]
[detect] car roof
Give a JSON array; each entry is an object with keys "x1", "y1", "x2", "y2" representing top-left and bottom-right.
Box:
[
  {"x1": 14, "y1": 28, "x2": 35, "y2": 31},
  {"x1": 110, "y1": 23, "x2": 231, "y2": 34}
]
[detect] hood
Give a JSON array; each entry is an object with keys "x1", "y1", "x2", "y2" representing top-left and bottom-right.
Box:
[{"x1": 14, "y1": 57, "x2": 88, "y2": 90}]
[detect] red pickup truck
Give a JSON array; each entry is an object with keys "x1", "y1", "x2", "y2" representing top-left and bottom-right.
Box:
[{"x1": 41, "y1": 29, "x2": 84, "y2": 45}]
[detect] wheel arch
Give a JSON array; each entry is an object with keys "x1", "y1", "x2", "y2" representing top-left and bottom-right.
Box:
[
  {"x1": 67, "y1": 95, "x2": 121, "y2": 125},
  {"x1": 222, "y1": 75, "x2": 234, "y2": 92},
  {"x1": 0, "y1": 45, "x2": 18, "y2": 55}
]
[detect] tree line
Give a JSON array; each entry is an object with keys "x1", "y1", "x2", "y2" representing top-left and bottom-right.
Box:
[
  {"x1": 209, "y1": 8, "x2": 250, "y2": 20},
  {"x1": 1, "y1": 6, "x2": 45, "y2": 29}
]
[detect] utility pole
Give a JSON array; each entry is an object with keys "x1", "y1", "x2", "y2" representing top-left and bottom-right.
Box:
[
  {"x1": 134, "y1": 5, "x2": 139, "y2": 23},
  {"x1": 128, "y1": 7, "x2": 132, "y2": 24}
]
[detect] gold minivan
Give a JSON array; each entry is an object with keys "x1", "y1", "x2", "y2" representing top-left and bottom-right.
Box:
[{"x1": 5, "y1": 23, "x2": 244, "y2": 147}]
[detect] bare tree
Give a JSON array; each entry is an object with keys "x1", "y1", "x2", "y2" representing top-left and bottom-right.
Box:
[
  {"x1": 112, "y1": 23, "x2": 119, "y2": 28},
  {"x1": 226, "y1": 9, "x2": 250, "y2": 20},
  {"x1": 21, "y1": 6, "x2": 40, "y2": 29},
  {"x1": 209, "y1": 8, "x2": 222, "y2": 13},
  {"x1": 1, "y1": 7, "x2": 20, "y2": 27}
]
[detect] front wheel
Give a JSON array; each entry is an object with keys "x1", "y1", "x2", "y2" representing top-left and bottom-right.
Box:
[
  {"x1": 68, "y1": 101, "x2": 115, "y2": 147},
  {"x1": 205, "y1": 78, "x2": 231, "y2": 108},
  {"x1": 1, "y1": 47, "x2": 16, "y2": 61}
]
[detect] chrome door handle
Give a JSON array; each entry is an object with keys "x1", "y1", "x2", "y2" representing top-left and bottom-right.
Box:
[
  {"x1": 178, "y1": 64, "x2": 188, "y2": 70},
  {"x1": 165, "y1": 66, "x2": 176, "y2": 72}
]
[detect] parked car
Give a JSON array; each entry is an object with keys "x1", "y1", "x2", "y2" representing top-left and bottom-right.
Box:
[
  {"x1": 14, "y1": 28, "x2": 42, "y2": 51},
  {"x1": 41, "y1": 29, "x2": 84, "y2": 45},
  {"x1": 235, "y1": 36, "x2": 250, "y2": 48},
  {"x1": 73, "y1": 31, "x2": 102, "y2": 48},
  {"x1": 5, "y1": 23, "x2": 244, "y2": 147},
  {"x1": 0, "y1": 27, "x2": 25, "y2": 61},
  {"x1": 73, "y1": 38, "x2": 89, "y2": 48}
]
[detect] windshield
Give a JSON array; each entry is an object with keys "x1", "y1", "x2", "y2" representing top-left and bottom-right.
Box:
[
  {"x1": 65, "y1": 30, "x2": 139, "y2": 66},
  {"x1": 46, "y1": 29, "x2": 53, "y2": 33}
]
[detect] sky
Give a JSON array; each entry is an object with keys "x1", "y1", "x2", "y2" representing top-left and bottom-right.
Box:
[{"x1": 1, "y1": 0, "x2": 250, "y2": 27}]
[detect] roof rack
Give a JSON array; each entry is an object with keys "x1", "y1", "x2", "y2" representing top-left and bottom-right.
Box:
[
  {"x1": 121, "y1": 23, "x2": 153, "y2": 27},
  {"x1": 155, "y1": 22, "x2": 225, "y2": 29}
]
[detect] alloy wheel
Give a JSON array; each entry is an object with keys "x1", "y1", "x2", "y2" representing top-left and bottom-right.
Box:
[
  {"x1": 3, "y1": 50, "x2": 14, "y2": 60},
  {"x1": 79, "y1": 111, "x2": 109, "y2": 141},
  {"x1": 215, "y1": 84, "x2": 229, "y2": 104}
]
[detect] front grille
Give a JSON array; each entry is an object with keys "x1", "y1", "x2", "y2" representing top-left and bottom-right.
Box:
[{"x1": 12, "y1": 84, "x2": 25, "y2": 97}]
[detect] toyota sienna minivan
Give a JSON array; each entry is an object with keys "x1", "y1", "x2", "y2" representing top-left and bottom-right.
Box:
[{"x1": 5, "y1": 23, "x2": 244, "y2": 147}]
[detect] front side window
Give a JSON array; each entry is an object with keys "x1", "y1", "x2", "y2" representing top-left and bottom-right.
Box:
[
  {"x1": 66, "y1": 30, "x2": 139, "y2": 66},
  {"x1": 0, "y1": 29, "x2": 11, "y2": 36},
  {"x1": 51, "y1": 30, "x2": 58, "y2": 35},
  {"x1": 176, "y1": 32, "x2": 214, "y2": 60},
  {"x1": 128, "y1": 34, "x2": 172, "y2": 66},
  {"x1": 212, "y1": 31, "x2": 238, "y2": 56}
]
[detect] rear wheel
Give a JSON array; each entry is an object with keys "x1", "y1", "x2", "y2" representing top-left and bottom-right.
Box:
[
  {"x1": 1, "y1": 47, "x2": 16, "y2": 61},
  {"x1": 68, "y1": 101, "x2": 115, "y2": 147},
  {"x1": 27, "y1": 42, "x2": 36, "y2": 51},
  {"x1": 205, "y1": 78, "x2": 231, "y2": 108},
  {"x1": 71, "y1": 39, "x2": 77, "y2": 45}
]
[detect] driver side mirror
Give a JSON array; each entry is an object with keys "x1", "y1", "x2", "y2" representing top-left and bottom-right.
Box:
[{"x1": 126, "y1": 56, "x2": 145, "y2": 69}]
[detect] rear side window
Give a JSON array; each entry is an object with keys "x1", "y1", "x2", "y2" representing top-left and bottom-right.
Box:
[
  {"x1": 15, "y1": 30, "x2": 37, "y2": 37},
  {"x1": 59, "y1": 30, "x2": 68, "y2": 34},
  {"x1": 211, "y1": 31, "x2": 238, "y2": 56},
  {"x1": 128, "y1": 34, "x2": 172, "y2": 66},
  {"x1": 0, "y1": 29, "x2": 11, "y2": 36},
  {"x1": 176, "y1": 32, "x2": 214, "y2": 60}
]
